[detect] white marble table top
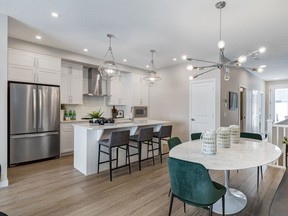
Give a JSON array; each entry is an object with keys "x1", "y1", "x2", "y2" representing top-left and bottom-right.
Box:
[{"x1": 169, "y1": 139, "x2": 282, "y2": 171}]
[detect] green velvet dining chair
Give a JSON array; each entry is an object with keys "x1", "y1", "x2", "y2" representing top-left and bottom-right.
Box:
[
  {"x1": 240, "y1": 132, "x2": 263, "y2": 189},
  {"x1": 191, "y1": 132, "x2": 202, "y2": 141},
  {"x1": 167, "y1": 137, "x2": 183, "y2": 198},
  {"x1": 167, "y1": 157, "x2": 226, "y2": 216}
]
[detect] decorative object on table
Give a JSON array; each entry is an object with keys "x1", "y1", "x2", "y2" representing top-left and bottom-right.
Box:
[
  {"x1": 116, "y1": 110, "x2": 124, "y2": 118},
  {"x1": 229, "y1": 125, "x2": 240, "y2": 144},
  {"x1": 143, "y1": 50, "x2": 161, "y2": 86},
  {"x1": 229, "y1": 91, "x2": 238, "y2": 110},
  {"x1": 201, "y1": 130, "x2": 217, "y2": 154},
  {"x1": 217, "y1": 127, "x2": 231, "y2": 148},
  {"x1": 111, "y1": 105, "x2": 117, "y2": 118},
  {"x1": 98, "y1": 34, "x2": 119, "y2": 80},
  {"x1": 182, "y1": 1, "x2": 266, "y2": 81}
]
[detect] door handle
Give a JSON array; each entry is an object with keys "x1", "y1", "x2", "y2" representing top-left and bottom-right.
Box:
[
  {"x1": 191, "y1": 118, "x2": 195, "y2": 121},
  {"x1": 38, "y1": 88, "x2": 42, "y2": 129},
  {"x1": 33, "y1": 88, "x2": 37, "y2": 129}
]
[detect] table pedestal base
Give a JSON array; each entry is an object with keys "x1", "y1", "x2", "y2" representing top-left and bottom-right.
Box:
[{"x1": 213, "y1": 188, "x2": 247, "y2": 215}]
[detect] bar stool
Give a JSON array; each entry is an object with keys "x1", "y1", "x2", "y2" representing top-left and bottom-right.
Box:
[
  {"x1": 129, "y1": 127, "x2": 154, "y2": 171},
  {"x1": 97, "y1": 130, "x2": 131, "y2": 181},
  {"x1": 152, "y1": 125, "x2": 172, "y2": 163}
]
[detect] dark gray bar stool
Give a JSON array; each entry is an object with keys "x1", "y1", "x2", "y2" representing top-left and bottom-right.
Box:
[
  {"x1": 97, "y1": 130, "x2": 131, "y2": 181},
  {"x1": 152, "y1": 125, "x2": 172, "y2": 163},
  {"x1": 129, "y1": 127, "x2": 154, "y2": 171}
]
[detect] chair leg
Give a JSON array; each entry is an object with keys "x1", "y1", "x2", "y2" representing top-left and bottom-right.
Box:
[
  {"x1": 158, "y1": 139, "x2": 162, "y2": 163},
  {"x1": 109, "y1": 147, "x2": 112, "y2": 181},
  {"x1": 138, "y1": 141, "x2": 142, "y2": 171},
  {"x1": 168, "y1": 188, "x2": 171, "y2": 197},
  {"x1": 209, "y1": 205, "x2": 213, "y2": 216},
  {"x1": 127, "y1": 144, "x2": 131, "y2": 175},
  {"x1": 116, "y1": 147, "x2": 119, "y2": 168},
  {"x1": 222, "y1": 195, "x2": 225, "y2": 216},
  {"x1": 168, "y1": 193, "x2": 174, "y2": 216},
  {"x1": 183, "y1": 203, "x2": 186, "y2": 213},
  {"x1": 151, "y1": 140, "x2": 155, "y2": 165},
  {"x1": 257, "y1": 166, "x2": 260, "y2": 190},
  {"x1": 97, "y1": 144, "x2": 101, "y2": 174},
  {"x1": 260, "y1": 166, "x2": 263, "y2": 179}
]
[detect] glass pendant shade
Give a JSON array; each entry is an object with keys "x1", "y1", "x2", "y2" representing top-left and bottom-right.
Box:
[
  {"x1": 143, "y1": 50, "x2": 161, "y2": 86},
  {"x1": 98, "y1": 34, "x2": 119, "y2": 80}
]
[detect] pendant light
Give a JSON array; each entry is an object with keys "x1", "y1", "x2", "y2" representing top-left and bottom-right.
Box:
[
  {"x1": 98, "y1": 34, "x2": 119, "y2": 80},
  {"x1": 143, "y1": 50, "x2": 161, "y2": 86}
]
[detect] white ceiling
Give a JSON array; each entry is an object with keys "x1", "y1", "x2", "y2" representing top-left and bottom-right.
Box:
[{"x1": 0, "y1": 0, "x2": 287, "y2": 81}]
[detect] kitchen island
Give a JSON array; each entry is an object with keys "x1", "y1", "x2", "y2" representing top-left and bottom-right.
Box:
[{"x1": 73, "y1": 120, "x2": 171, "y2": 175}]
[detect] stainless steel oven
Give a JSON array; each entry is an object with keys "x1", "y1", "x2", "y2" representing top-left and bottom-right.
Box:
[{"x1": 132, "y1": 106, "x2": 148, "y2": 119}]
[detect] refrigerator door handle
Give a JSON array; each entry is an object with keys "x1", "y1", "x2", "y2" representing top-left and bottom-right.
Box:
[
  {"x1": 33, "y1": 88, "x2": 37, "y2": 129},
  {"x1": 10, "y1": 132, "x2": 59, "y2": 139},
  {"x1": 38, "y1": 88, "x2": 42, "y2": 129}
]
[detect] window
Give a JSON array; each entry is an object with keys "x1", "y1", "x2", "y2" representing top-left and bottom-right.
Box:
[{"x1": 275, "y1": 88, "x2": 288, "y2": 122}]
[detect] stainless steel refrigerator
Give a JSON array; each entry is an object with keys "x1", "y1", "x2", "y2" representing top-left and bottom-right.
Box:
[{"x1": 9, "y1": 82, "x2": 60, "y2": 166}]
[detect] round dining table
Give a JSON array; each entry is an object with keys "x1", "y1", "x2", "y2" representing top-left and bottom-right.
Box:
[{"x1": 169, "y1": 139, "x2": 282, "y2": 215}]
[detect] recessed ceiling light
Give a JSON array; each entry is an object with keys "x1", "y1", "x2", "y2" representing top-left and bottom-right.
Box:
[
  {"x1": 260, "y1": 65, "x2": 267, "y2": 68},
  {"x1": 35, "y1": 35, "x2": 42, "y2": 40},
  {"x1": 51, "y1": 12, "x2": 59, "y2": 18},
  {"x1": 123, "y1": 59, "x2": 127, "y2": 62},
  {"x1": 146, "y1": 65, "x2": 149, "y2": 68},
  {"x1": 274, "y1": 78, "x2": 279, "y2": 80},
  {"x1": 173, "y1": 58, "x2": 177, "y2": 61},
  {"x1": 83, "y1": 48, "x2": 88, "y2": 52}
]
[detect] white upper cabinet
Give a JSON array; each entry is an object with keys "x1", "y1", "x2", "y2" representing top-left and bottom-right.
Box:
[
  {"x1": 131, "y1": 73, "x2": 149, "y2": 106},
  {"x1": 107, "y1": 73, "x2": 128, "y2": 105},
  {"x1": 8, "y1": 48, "x2": 61, "y2": 85},
  {"x1": 60, "y1": 62, "x2": 83, "y2": 104}
]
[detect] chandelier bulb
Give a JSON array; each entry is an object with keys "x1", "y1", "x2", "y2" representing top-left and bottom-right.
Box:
[
  {"x1": 186, "y1": 64, "x2": 194, "y2": 71},
  {"x1": 257, "y1": 67, "x2": 264, "y2": 73},
  {"x1": 224, "y1": 73, "x2": 230, "y2": 81},
  {"x1": 259, "y1": 46, "x2": 267, "y2": 54},
  {"x1": 238, "y1": 55, "x2": 247, "y2": 64},
  {"x1": 181, "y1": 55, "x2": 187, "y2": 60},
  {"x1": 217, "y1": 40, "x2": 225, "y2": 49}
]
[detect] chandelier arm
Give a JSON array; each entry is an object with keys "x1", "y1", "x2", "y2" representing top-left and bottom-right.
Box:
[
  {"x1": 187, "y1": 57, "x2": 219, "y2": 64},
  {"x1": 196, "y1": 64, "x2": 219, "y2": 69},
  {"x1": 193, "y1": 68, "x2": 218, "y2": 78}
]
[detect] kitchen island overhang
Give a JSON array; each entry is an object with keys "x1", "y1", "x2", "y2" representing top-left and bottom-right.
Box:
[{"x1": 73, "y1": 120, "x2": 171, "y2": 176}]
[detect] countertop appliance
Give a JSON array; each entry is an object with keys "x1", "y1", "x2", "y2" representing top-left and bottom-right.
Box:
[
  {"x1": 131, "y1": 106, "x2": 148, "y2": 119},
  {"x1": 8, "y1": 82, "x2": 60, "y2": 166}
]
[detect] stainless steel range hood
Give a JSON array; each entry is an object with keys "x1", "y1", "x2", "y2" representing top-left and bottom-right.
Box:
[{"x1": 84, "y1": 68, "x2": 108, "y2": 96}]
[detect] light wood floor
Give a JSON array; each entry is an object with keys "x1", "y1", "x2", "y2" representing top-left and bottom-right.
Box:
[{"x1": 0, "y1": 155, "x2": 285, "y2": 216}]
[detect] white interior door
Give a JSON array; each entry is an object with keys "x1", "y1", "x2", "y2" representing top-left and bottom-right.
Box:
[{"x1": 189, "y1": 79, "x2": 216, "y2": 137}]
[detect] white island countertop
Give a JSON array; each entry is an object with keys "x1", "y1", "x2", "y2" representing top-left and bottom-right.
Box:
[
  {"x1": 73, "y1": 120, "x2": 171, "y2": 130},
  {"x1": 73, "y1": 120, "x2": 172, "y2": 176}
]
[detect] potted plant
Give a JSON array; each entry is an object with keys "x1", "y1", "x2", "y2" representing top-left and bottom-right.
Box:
[{"x1": 88, "y1": 109, "x2": 104, "y2": 119}]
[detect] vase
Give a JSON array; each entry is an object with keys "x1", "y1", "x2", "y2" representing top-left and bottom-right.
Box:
[{"x1": 201, "y1": 130, "x2": 217, "y2": 154}]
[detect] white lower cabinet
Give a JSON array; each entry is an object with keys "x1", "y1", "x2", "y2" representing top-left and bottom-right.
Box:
[{"x1": 60, "y1": 123, "x2": 74, "y2": 155}]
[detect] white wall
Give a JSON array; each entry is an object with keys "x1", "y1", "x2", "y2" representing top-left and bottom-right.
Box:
[
  {"x1": 220, "y1": 66, "x2": 266, "y2": 131},
  {"x1": 0, "y1": 14, "x2": 8, "y2": 187},
  {"x1": 149, "y1": 64, "x2": 190, "y2": 141},
  {"x1": 149, "y1": 63, "x2": 221, "y2": 142}
]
